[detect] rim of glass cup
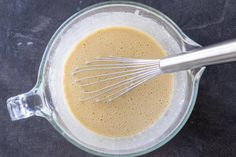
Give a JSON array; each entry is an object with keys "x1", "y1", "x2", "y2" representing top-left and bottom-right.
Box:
[{"x1": 34, "y1": 1, "x2": 205, "y2": 157}]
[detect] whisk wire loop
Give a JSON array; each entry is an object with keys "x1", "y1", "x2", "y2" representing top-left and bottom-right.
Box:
[{"x1": 74, "y1": 57, "x2": 162, "y2": 102}]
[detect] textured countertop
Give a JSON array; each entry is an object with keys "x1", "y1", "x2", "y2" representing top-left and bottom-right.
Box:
[{"x1": 1, "y1": 0, "x2": 236, "y2": 157}]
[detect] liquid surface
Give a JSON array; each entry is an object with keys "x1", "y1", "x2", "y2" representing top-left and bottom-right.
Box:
[{"x1": 63, "y1": 27, "x2": 173, "y2": 137}]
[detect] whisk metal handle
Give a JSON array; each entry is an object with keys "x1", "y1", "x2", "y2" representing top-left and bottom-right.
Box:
[{"x1": 160, "y1": 40, "x2": 236, "y2": 73}]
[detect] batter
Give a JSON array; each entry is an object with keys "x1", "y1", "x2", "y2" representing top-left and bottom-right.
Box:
[{"x1": 63, "y1": 27, "x2": 173, "y2": 137}]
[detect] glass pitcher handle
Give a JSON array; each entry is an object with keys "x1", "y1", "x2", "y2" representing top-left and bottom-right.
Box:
[{"x1": 7, "y1": 89, "x2": 43, "y2": 121}]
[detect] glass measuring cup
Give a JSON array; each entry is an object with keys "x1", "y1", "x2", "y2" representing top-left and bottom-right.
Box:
[{"x1": 6, "y1": 1, "x2": 205, "y2": 156}]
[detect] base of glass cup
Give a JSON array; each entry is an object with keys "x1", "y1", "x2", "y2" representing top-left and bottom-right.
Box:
[{"x1": 44, "y1": 2, "x2": 204, "y2": 156}]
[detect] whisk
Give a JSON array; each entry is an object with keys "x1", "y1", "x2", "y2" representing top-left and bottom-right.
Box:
[{"x1": 73, "y1": 40, "x2": 236, "y2": 103}]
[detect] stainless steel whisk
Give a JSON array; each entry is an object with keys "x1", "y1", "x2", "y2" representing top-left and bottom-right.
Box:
[{"x1": 73, "y1": 40, "x2": 236, "y2": 102}]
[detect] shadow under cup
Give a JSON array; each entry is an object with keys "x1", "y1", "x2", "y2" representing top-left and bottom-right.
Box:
[{"x1": 7, "y1": 2, "x2": 205, "y2": 157}]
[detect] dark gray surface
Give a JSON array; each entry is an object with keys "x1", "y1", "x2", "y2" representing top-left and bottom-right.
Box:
[{"x1": 1, "y1": 0, "x2": 236, "y2": 156}]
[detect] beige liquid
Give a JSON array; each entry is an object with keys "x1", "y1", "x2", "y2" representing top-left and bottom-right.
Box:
[{"x1": 63, "y1": 27, "x2": 173, "y2": 137}]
